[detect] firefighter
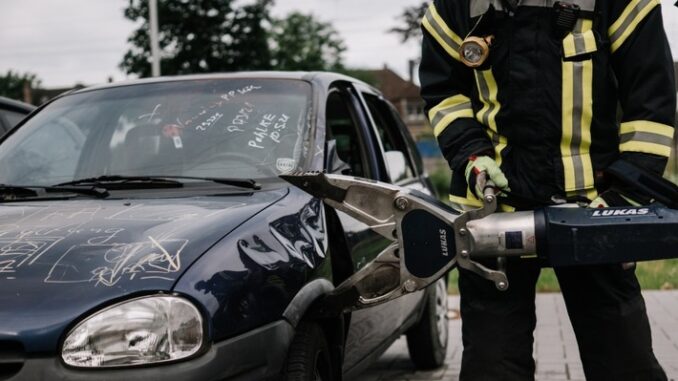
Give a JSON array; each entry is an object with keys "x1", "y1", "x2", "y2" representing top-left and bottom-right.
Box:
[{"x1": 419, "y1": 0, "x2": 676, "y2": 380}]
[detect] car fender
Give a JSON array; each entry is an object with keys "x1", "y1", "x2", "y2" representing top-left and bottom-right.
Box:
[{"x1": 282, "y1": 278, "x2": 334, "y2": 327}]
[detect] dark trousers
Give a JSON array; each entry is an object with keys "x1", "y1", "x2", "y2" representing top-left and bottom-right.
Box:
[{"x1": 458, "y1": 260, "x2": 667, "y2": 381}]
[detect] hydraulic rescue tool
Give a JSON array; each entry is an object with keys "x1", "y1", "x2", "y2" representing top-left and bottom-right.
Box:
[{"x1": 281, "y1": 160, "x2": 678, "y2": 312}]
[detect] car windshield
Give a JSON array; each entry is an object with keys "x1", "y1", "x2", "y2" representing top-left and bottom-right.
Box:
[{"x1": 0, "y1": 78, "x2": 313, "y2": 186}]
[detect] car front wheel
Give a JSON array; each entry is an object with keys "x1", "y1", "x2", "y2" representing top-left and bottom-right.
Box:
[
  {"x1": 405, "y1": 276, "x2": 449, "y2": 369},
  {"x1": 283, "y1": 321, "x2": 336, "y2": 381}
]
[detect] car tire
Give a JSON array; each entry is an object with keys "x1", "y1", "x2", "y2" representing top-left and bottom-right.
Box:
[
  {"x1": 283, "y1": 321, "x2": 336, "y2": 381},
  {"x1": 405, "y1": 277, "x2": 449, "y2": 369}
]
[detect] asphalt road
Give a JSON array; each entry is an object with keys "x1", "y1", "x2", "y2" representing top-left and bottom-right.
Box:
[{"x1": 356, "y1": 291, "x2": 678, "y2": 381}]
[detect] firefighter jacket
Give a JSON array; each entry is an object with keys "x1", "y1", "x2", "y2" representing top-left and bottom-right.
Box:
[{"x1": 420, "y1": 0, "x2": 676, "y2": 209}]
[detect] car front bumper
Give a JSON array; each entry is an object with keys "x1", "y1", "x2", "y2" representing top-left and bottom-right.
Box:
[{"x1": 7, "y1": 320, "x2": 294, "y2": 381}]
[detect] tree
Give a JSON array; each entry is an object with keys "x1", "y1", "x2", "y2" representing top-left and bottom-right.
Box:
[
  {"x1": 0, "y1": 71, "x2": 41, "y2": 101},
  {"x1": 121, "y1": 1, "x2": 347, "y2": 76},
  {"x1": 390, "y1": 4, "x2": 427, "y2": 43},
  {"x1": 121, "y1": 0, "x2": 273, "y2": 77},
  {"x1": 270, "y1": 12, "x2": 345, "y2": 71}
]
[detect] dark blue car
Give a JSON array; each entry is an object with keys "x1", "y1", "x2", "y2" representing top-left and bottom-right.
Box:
[
  {"x1": 0, "y1": 96, "x2": 35, "y2": 135},
  {"x1": 0, "y1": 72, "x2": 448, "y2": 380}
]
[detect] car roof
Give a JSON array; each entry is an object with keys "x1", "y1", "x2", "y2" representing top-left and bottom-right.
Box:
[
  {"x1": 68, "y1": 71, "x2": 379, "y2": 95},
  {"x1": 0, "y1": 96, "x2": 36, "y2": 114}
]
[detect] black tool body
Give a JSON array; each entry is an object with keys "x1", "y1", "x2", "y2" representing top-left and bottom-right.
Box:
[{"x1": 536, "y1": 204, "x2": 678, "y2": 267}]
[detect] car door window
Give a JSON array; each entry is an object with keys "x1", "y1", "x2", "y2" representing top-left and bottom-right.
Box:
[
  {"x1": 2, "y1": 110, "x2": 27, "y2": 128},
  {"x1": 325, "y1": 90, "x2": 368, "y2": 178},
  {"x1": 386, "y1": 102, "x2": 426, "y2": 176},
  {"x1": 362, "y1": 93, "x2": 416, "y2": 181},
  {"x1": 0, "y1": 114, "x2": 8, "y2": 134}
]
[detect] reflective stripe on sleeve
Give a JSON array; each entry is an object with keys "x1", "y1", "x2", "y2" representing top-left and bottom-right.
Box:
[
  {"x1": 619, "y1": 120, "x2": 675, "y2": 157},
  {"x1": 421, "y1": 3, "x2": 463, "y2": 62},
  {"x1": 608, "y1": 0, "x2": 660, "y2": 53},
  {"x1": 429, "y1": 95, "x2": 475, "y2": 137},
  {"x1": 561, "y1": 19, "x2": 595, "y2": 193}
]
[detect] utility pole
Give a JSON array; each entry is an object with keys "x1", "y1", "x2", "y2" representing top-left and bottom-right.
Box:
[{"x1": 149, "y1": 0, "x2": 161, "y2": 77}]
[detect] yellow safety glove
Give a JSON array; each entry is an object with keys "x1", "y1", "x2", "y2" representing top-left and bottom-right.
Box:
[
  {"x1": 588, "y1": 190, "x2": 641, "y2": 208},
  {"x1": 464, "y1": 155, "x2": 510, "y2": 199},
  {"x1": 588, "y1": 190, "x2": 641, "y2": 270}
]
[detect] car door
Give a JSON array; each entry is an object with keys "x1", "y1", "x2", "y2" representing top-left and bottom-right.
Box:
[
  {"x1": 355, "y1": 89, "x2": 433, "y2": 329},
  {"x1": 323, "y1": 83, "x2": 404, "y2": 372},
  {"x1": 0, "y1": 112, "x2": 8, "y2": 136},
  {"x1": 356, "y1": 88, "x2": 431, "y2": 193},
  {"x1": 1, "y1": 109, "x2": 28, "y2": 129},
  {"x1": 0, "y1": 106, "x2": 31, "y2": 136}
]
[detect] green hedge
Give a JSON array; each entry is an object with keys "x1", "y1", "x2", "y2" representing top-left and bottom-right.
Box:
[
  {"x1": 429, "y1": 166, "x2": 451, "y2": 201},
  {"x1": 448, "y1": 260, "x2": 678, "y2": 294}
]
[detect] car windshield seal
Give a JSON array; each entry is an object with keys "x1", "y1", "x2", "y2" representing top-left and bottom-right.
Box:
[
  {"x1": 56, "y1": 175, "x2": 261, "y2": 190},
  {"x1": 0, "y1": 184, "x2": 109, "y2": 201}
]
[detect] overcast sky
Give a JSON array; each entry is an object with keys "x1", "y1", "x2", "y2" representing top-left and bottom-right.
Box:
[{"x1": 0, "y1": 0, "x2": 676, "y2": 88}]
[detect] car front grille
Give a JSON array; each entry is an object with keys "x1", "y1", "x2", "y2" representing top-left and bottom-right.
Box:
[{"x1": 0, "y1": 341, "x2": 24, "y2": 380}]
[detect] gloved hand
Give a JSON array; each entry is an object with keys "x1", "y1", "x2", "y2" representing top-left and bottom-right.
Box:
[
  {"x1": 588, "y1": 190, "x2": 641, "y2": 208},
  {"x1": 465, "y1": 155, "x2": 510, "y2": 199},
  {"x1": 588, "y1": 190, "x2": 640, "y2": 270}
]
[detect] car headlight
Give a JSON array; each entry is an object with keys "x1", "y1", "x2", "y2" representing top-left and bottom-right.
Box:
[{"x1": 61, "y1": 295, "x2": 204, "y2": 368}]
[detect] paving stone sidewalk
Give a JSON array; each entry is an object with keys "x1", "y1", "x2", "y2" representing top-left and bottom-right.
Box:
[{"x1": 356, "y1": 291, "x2": 678, "y2": 381}]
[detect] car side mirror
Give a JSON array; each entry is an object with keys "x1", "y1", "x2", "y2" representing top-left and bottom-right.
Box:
[
  {"x1": 325, "y1": 139, "x2": 352, "y2": 175},
  {"x1": 384, "y1": 151, "x2": 408, "y2": 182}
]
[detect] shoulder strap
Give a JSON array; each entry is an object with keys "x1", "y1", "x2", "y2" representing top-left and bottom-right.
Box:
[
  {"x1": 471, "y1": 0, "x2": 596, "y2": 17},
  {"x1": 470, "y1": 0, "x2": 506, "y2": 18},
  {"x1": 521, "y1": 0, "x2": 595, "y2": 12}
]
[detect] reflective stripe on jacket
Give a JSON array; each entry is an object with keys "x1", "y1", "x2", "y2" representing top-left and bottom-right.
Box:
[{"x1": 420, "y1": 0, "x2": 676, "y2": 209}]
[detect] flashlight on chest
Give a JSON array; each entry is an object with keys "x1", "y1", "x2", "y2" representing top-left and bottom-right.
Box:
[{"x1": 459, "y1": 35, "x2": 494, "y2": 68}]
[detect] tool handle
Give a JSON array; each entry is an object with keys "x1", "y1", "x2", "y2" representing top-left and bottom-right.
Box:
[{"x1": 476, "y1": 171, "x2": 497, "y2": 205}]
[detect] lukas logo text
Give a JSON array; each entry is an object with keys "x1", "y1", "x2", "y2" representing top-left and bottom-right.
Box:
[
  {"x1": 439, "y1": 229, "x2": 449, "y2": 257},
  {"x1": 592, "y1": 208, "x2": 650, "y2": 217}
]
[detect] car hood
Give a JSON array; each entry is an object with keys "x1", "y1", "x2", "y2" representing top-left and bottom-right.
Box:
[{"x1": 0, "y1": 189, "x2": 286, "y2": 352}]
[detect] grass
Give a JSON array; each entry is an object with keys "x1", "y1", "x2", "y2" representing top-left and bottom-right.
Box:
[
  {"x1": 635, "y1": 259, "x2": 678, "y2": 290},
  {"x1": 447, "y1": 259, "x2": 678, "y2": 294}
]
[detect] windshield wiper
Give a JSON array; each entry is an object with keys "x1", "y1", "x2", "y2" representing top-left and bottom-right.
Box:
[
  {"x1": 57, "y1": 175, "x2": 261, "y2": 190},
  {"x1": 170, "y1": 176, "x2": 261, "y2": 190},
  {"x1": 0, "y1": 184, "x2": 109, "y2": 200},
  {"x1": 57, "y1": 175, "x2": 183, "y2": 190}
]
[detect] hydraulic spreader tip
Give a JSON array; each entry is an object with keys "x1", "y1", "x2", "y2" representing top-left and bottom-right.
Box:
[{"x1": 281, "y1": 163, "x2": 678, "y2": 310}]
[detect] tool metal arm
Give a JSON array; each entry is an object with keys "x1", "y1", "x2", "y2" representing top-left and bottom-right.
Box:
[{"x1": 281, "y1": 172, "x2": 678, "y2": 312}]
